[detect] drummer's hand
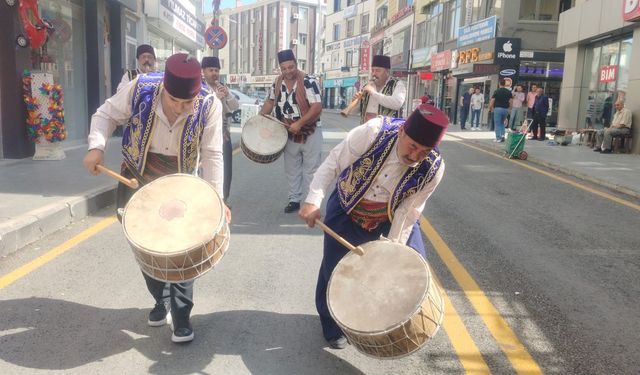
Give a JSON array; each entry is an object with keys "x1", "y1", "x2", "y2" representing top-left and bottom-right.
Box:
[
  {"x1": 83, "y1": 149, "x2": 104, "y2": 175},
  {"x1": 288, "y1": 121, "x2": 302, "y2": 135},
  {"x1": 299, "y1": 203, "x2": 321, "y2": 228},
  {"x1": 224, "y1": 205, "x2": 232, "y2": 224}
]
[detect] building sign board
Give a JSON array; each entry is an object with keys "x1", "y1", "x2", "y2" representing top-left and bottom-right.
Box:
[
  {"x1": 494, "y1": 37, "x2": 521, "y2": 65},
  {"x1": 457, "y1": 16, "x2": 496, "y2": 48},
  {"x1": 431, "y1": 50, "x2": 452, "y2": 72},
  {"x1": 623, "y1": 0, "x2": 640, "y2": 21},
  {"x1": 599, "y1": 65, "x2": 617, "y2": 83},
  {"x1": 160, "y1": 0, "x2": 205, "y2": 44}
]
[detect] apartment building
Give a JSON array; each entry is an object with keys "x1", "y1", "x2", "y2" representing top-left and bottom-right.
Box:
[{"x1": 218, "y1": 0, "x2": 322, "y2": 96}]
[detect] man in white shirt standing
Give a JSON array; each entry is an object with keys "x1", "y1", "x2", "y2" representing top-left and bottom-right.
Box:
[
  {"x1": 202, "y1": 56, "x2": 239, "y2": 204},
  {"x1": 83, "y1": 53, "x2": 228, "y2": 344},
  {"x1": 353, "y1": 55, "x2": 407, "y2": 124},
  {"x1": 299, "y1": 104, "x2": 448, "y2": 349},
  {"x1": 116, "y1": 44, "x2": 156, "y2": 92},
  {"x1": 470, "y1": 87, "x2": 484, "y2": 130}
]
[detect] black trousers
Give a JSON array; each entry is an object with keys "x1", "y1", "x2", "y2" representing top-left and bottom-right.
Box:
[
  {"x1": 530, "y1": 113, "x2": 547, "y2": 139},
  {"x1": 223, "y1": 129, "x2": 232, "y2": 202},
  {"x1": 117, "y1": 181, "x2": 194, "y2": 329}
]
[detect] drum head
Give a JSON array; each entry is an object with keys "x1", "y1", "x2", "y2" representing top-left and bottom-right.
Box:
[
  {"x1": 328, "y1": 241, "x2": 430, "y2": 333},
  {"x1": 123, "y1": 174, "x2": 223, "y2": 254},
  {"x1": 241, "y1": 115, "x2": 288, "y2": 155}
]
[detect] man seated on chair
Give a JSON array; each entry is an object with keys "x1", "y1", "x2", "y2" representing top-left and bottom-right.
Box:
[{"x1": 594, "y1": 100, "x2": 632, "y2": 154}]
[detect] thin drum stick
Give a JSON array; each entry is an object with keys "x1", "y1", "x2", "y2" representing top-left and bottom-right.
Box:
[
  {"x1": 96, "y1": 164, "x2": 139, "y2": 189},
  {"x1": 315, "y1": 219, "x2": 365, "y2": 256}
]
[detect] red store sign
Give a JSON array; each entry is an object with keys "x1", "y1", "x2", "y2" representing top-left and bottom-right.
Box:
[
  {"x1": 623, "y1": 0, "x2": 640, "y2": 22},
  {"x1": 430, "y1": 50, "x2": 452, "y2": 72},
  {"x1": 360, "y1": 41, "x2": 370, "y2": 73},
  {"x1": 599, "y1": 65, "x2": 617, "y2": 83}
]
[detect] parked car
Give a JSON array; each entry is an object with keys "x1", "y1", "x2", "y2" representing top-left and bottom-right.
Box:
[{"x1": 229, "y1": 89, "x2": 261, "y2": 123}]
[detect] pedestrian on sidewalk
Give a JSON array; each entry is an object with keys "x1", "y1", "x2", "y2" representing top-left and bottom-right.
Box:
[
  {"x1": 459, "y1": 87, "x2": 473, "y2": 130},
  {"x1": 594, "y1": 100, "x2": 632, "y2": 153},
  {"x1": 470, "y1": 87, "x2": 484, "y2": 130},
  {"x1": 530, "y1": 87, "x2": 549, "y2": 141},
  {"x1": 260, "y1": 49, "x2": 323, "y2": 214},
  {"x1": 509, "y1": 84, "x2": 525, "y2": 130},
  {"x1": 83, "y1": 53, "x2": 230, "y2": 344},
  {"x1": 298, "y1": 104, "x2": 448, "y2": 350},
  {"x1": 489, "y1": 79, "x2": 512, "y2": 142},
  {"x1": 526, "y1": 84, "x2": 538, "y2": 119}
]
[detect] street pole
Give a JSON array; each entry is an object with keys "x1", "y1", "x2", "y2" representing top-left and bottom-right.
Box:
[{"x1": 211, "y1": 0, "x2": 220, "y2": 58}]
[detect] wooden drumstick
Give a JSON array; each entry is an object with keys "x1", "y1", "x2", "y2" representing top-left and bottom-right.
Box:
[
  {"x1": 96, "y1": 164, "x2": 139, "y2": 189},
  {"x1": 315, "y1": 219, "x2": 365, "y2": 256}
]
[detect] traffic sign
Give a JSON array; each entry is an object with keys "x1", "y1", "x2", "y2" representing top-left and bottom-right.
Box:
[{"x1": 205, "y1": 25, "x2": 227, "y2": 49}]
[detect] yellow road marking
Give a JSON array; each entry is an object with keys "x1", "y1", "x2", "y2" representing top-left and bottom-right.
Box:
[
  {"x1": 449, "y1": 137, "x2": 640, "y2": 212},
  {"x1": 0, "y1": 217, "x2": 117, "y2": 290},
  {"x1": 433, "y1": 274, "x2": 491, "y2": 374},
  {"x1": 421, "y1": 216, "x2": 543, "y2": 375}
]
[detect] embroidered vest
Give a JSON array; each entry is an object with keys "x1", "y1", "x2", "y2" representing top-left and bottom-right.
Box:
[
  {"x1": 126, "y1": 69, "x2": 139, "y2": 81},
  {"x1": 337, "y1": 117, "x2": 442, "y2": 221},
  {"x1": 359, "y1": 78, "x2": 399, "y2": 124},
  {"x1": 122, "y1": 73, "x2": 214, "y2": 175}
]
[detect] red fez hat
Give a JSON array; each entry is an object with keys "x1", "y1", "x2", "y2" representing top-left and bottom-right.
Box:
[
  {"x1": 163, "y1": 53, "x2": 202, "y2": 100},
  {"x1": 277, "y1": 49, "x2": 296, "y2": 64},
  {"x1": 403, "y1": 104, "x2": 449, "y2": 147},
  {"x1": 372, "y1": 55, "x2": 391, "y2": 69},
  {"x1": 136, "y1": 44, "x2": 155, "y2": 58},
  {"x1": 201, "y1": 56, "x2": 221, "y2": 69}
]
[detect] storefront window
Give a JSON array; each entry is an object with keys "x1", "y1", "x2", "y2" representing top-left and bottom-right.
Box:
[
  {"x1": 520, "y1": 0, "x2": 560, "y2": 21},
  {"x1": 39, "y1": 0, "x2": 87, "y2": 142},
  {"x1": 579, "y1": 36, "x2": 633, "y2": 129}
]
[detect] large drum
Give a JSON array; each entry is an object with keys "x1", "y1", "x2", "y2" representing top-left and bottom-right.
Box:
[
  {"x1": 241, "y1": 114, "x2": 288, "y2": 164},
  {"x1": 327, "y1": 240, "x2": 444, "y2": 359},
  {"x1": 122, "y1": 174, "x2": 230, "y2": 283}
]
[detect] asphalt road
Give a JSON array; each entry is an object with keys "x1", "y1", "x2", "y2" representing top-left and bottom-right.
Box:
[{"x1": 1, "y1": 112, "x2": 638, "y2": 374}]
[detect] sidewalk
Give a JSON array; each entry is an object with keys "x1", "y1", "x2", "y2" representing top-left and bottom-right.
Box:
[{"x1": 1, "y1": 117, "x2": 638, "y2": 256}]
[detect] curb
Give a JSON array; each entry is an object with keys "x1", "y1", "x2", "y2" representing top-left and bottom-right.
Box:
[
  {"x1": 0, "y1": 184, "x2": 117, "y2": 257},
  {"x1": 0, "y1": 140, "x2": 243, "y2": 257},
  {"x1": 449, "y1": 134, "x2": 640, "y2": 200}
]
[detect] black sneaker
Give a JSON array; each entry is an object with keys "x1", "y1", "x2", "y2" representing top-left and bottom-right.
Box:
[
  {"x1": 171, "y1": 325, "x2": 194, "y2": 343},
  {"x1": 148, "y1": 303, "x2": 171, "y2": 327},
  {"x1": 284, "y1": 201, "x2": 300, "y2": 213},
  {"x1": 327, "y1": 336, "x2": 348, "y2": 349}
]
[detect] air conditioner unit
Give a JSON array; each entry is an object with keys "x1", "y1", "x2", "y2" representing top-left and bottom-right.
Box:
[
  {"x1": 291, "y1": 39, "x2": 299, "y2": 45},
  {"x1": 292, "y1": 13, "x2": 300, "y2": 19},
  {"x1": 250, "y1": 17, "x2": 256, "y2": 23},
  {"x1": 250, "y1": 42, "x2": 256, "y2": 47},
  {"x1": 382, "y1": 19, "x2": 388, "y2": 27}
]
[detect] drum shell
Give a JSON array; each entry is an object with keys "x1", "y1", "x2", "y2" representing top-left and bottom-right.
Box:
[
  {"x1": 122, "y1": 174, "x2": 230, "y2": 283},
  {"x1": 241, "y1": 115, "x2": 288, "y2": 164},
  {"x1": 327, "y1": 244, "x2": 445, "y2": 359},
  {"x1": 129, "y1": 221, "x2": 229, "y2": 283}
]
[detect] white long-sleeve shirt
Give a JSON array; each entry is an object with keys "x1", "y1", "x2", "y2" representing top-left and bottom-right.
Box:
[
  {"x1": 306, "y1": 117, "x2": 445, "y2": 244},
  {"x1": 88, "y1": 78, "x2": 225, "y2": 196},
  {"x1": 364, "y1": 78, "x2": 407, "y2": 113}
]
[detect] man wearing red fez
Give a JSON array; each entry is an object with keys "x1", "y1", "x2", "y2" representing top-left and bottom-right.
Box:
[
  {"x1": 352, "y1": 54, "x2": 407, "y2": 124},
  {"x1": 202, "y1": 56, "x2": 239, "y2": 205},
  {"x1": 83, "y1": 53, "x2": 228, "y2": 344},
  {"x1": 299, "y1": 104, "x2": 448, "y2": 349},
  {"x1": 260, "y1": 49, "x2": 323, "y2": 214},
  {"x1": 117, "y1": 44, "x2": 157, "y2": 92}
]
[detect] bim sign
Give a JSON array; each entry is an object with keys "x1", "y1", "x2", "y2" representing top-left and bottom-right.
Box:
[
  {"x1": 599, "y1": 65, "x2": 617, "y2": 83},
  {"x1": 623, "y1": 0, "x2": 640, "y2": 21}
]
